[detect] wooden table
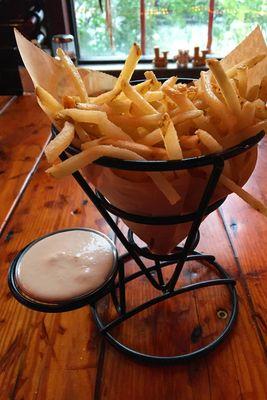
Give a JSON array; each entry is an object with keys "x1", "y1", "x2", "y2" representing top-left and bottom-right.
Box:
[{"x1": 0, "y1": 94, "x2": 266, "y2": 400}]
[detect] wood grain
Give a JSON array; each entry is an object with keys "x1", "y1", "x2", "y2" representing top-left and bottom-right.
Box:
[
  {"x1": 0, "y1": 96, "x2": 14, "y2": 112},
  {"x1": 0, "y1": 158, "x2": 112, "y2": 400},
  {"x1": 0, "y1": 95, "x2": 50, "y2": 235},
  {"x1": 98, "y1": 210, "x2": 267, "y2": 399},
  {"x1": 220, "y1": 136, "x2": 267, "y2": 350}
]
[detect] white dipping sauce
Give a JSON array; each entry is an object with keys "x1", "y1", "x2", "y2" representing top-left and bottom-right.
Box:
[{"x1": 16, "y1": 229, "x2": 116, "y2": 302}]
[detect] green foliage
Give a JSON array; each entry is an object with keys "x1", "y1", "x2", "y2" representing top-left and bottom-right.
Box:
[{"x1": 74, "y1": 0, "x2": 267, "y2": 59}]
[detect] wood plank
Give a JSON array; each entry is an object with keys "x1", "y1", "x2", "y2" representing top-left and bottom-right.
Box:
[
  {"x1": 0, "y1": 96, "x2": 14, "y2": 112},
  {"x1": 98, "y1": 207, "x2": 267, "y2": 399},
  {"x1": 0, "y1": 95, "x2": 50, "y2": 235},
  {"x1": 0, "y1": 158, "x2": 111, "y2": 400},
  {"x1": 220, "y1": 136, "x2": 267, "y2": 348}
]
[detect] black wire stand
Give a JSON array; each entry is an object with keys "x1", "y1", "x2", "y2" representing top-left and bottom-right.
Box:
[{"x1": 8, "y1": 122, "x2": 264, "y2": 363}]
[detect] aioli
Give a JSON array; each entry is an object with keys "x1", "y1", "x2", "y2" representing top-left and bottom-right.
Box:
[{"x1": 16, "y1": 229, "x2": 116, "y2": 302}]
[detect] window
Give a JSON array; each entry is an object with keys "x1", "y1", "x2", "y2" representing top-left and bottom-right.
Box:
[{"x1": 72, "y1": 0, "x2": 267, "y2": 61}]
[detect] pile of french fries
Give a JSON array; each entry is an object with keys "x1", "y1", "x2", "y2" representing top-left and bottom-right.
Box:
[{"x1": 37, "y1": 43, "x2": 267, "y2": 214}]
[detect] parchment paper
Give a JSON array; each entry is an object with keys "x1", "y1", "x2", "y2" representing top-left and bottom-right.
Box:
[{"x1": 15, "y1": 27, "x2": 266, "y2": 254}]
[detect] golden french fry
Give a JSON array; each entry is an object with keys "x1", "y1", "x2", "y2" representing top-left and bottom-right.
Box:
[
  {"x1": 45, "y1": 121, "x2": 75, "y2": 163},
  {"x1": 108, "y1": 113, "x2": 163, "y2": 133},
  {"x1": 258, "y1": 76, "x2": 267, "y2": 102},
  {"x1": 81, "y1": 138, "x2": 105, "y2": 150},
  {"x1": 172, "y1": 110, "x2": 203, "y2": 125},
  {"x1": 220, "y1": 174, "x2": 267, "y2": 217},
  {"x1": 96, "y1": 138, "x2": 167, "y2": 159},
  {"x1": 47, "y1": 144, "x2": 180, "y2": 204},
  {"x1": 253, "y1": 99, "x2": 267, "y2": 120},
  {"x1": 161, "y1": 76, "x2": 178, "y2": 90},
  {"x1": 236, "y1": 66, "x2": 248, "y2": 98},
  {"x1": 246, "y1": 84, "x2": 260, "y2": 102},
  {"x1": 35, "y1": 85, "x2": 63, "y2": 117},
  {"x1": 179, "y1": 135, "x2": 200, "y2": 150},
  {"x1": 137, "y1": 128, "x2": 163, "y2": 146},
  {"x1": 107, "y1": 98, "x2": 131, "y2": 114},
  {"x1": 196, "y1": 129, "x2": 223, "y2": 153},
  {"x1": 136, "y1": 126, "x2": 149, "y2": 137},
  {"x1": 164, "y1": 87, "x2": 220, "y2": 138},
  {"x1": 144, "y1": 71, "x2": 162, "y2": 90},
  {"x1": 62, "y1": 95, "x2": 79, "y2": 108},
  {"x1": 161, "y1": 114, "x2": 183, "y2": 159},
  {"x1": 207, "y1": 59, "x2": 241, "y2": 116},
  {"x1": 200, "y1": 72, "x2": 235, "y2": 130},
  {"x1": 60, "y1": 109, "x2": 132, "y2": 140},
  {"x1": 57, "y1": 48, "x2": 88, "y2": 102},
  {"x1": 75, "y1": 123, "x2": 90, "y2": 142},
  {"x1": 134, "y1": 79, "x2": 153, "y2": 93},
  {"x1": 114, "y1": 43, "x2": 142, "y2": 90},
  {"x1": 242, "y1": 120, "x2": 267, "y2": 139},
  {"x1": 60, "y1": 109, "x2": 106, "y2": 124},
  {"x1": 121, "y1": 80, "x2": 159, "y2": 115},
  {"x1": 76, "y1": 102, "x2": 106, "y2": 111},
  {"x1": 226, "y1": 54, "x2": 267, "y2": 79},
  {"x1": 87, "y1": 87, "x2": 121, "y2": 105},
  {"x1": 144, "y1": 91, "x2": 164, "y2": 102},
  {"x1": 239, "y1": 101, "x2": 255, "y2": 130}
]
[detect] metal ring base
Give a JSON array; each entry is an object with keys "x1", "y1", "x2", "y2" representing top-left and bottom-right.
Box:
[{"x1": 92, "y1": 252, "x2": 238, "y2": 364}]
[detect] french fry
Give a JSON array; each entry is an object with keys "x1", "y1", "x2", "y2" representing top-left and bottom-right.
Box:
[
  {"x1": 259, "y1": 76, "x2": 267, "y2": 102},
  {"x1": 246, "y1": 84, "x2": 260, "y2": 102},
  {"x1": 196, "y1": 129, "x2": 223, "y2": 153},
  {"x1": 45, "y1": 121, "x2": 75, "y2": 163},
  {"x1": 161, "y1": 114, "x2": 183, "y2": 160},
  {"x1": 114, "y1": 43, "x2": 142, "y2": 90},
  {"x1": 220, "y1": 174, "x2": 267, "y2": 217},
  {"x1": 37, "y1": 38, "x2": 266, "y2": 212},
  {"x1": 137, "y1": 128, "x2": 163, "y2": 146},
  {"x1": 200, "y1": 72, "x2": 235, "y2": 130},
  {"x1": 172, "y1": 109, "x2": 203, "y2": 125},
  {"x1": 242, "y1": 120, "x2": 267, "y2": 139},
  {"x1": 94, "y1": 138, "x2": 167, "y2": 159},
  {"x1": 47, "y1": 144, "x2": 180, "y2": 204},
  {"x1": 239, "y1": 101, "x2": 255, "y2": 130},
  {"x1": 207, "y1": 59, "x2": 241, "y2": 116},
  {"x1": 76, "y1": 102, "x2": 106, "y2": 111},
  {"x1": 107, "y1": 98, "x2": 131, "y2": 114},
  {"x1": 136, "y1": 127, "x2": 149, "y2": 137},
  {"x1": 60, "y1": 109, "x2": 132, "y2": 140},
  {"x1": 226, "y1": 54, "x2": 266, "y2": 79},
  {"x1": 86, "y1": 87, "x2": 121, "y2": 105},
  {"x1": 60, "y1": 109, "x2": 106, "y2": 124},
  {"x1": 253, "y1": 99, "x2": 267, "y2": 120},
  {"x1": 161, "y1": 76, "x2": 178, "y2": 90},
  {"x1": 57, "y1": 48, "x2": 88, "y2": 102},
  {"x1": 134, "y1": 79, "x2": 153, "y2": 93},
  {"x1": 75, "y1": 123, "x2": 90, "y2": 142},
  {"x1": 62, "y1": 95, "x2": 80, "y2": 109},
  {"x1": 236, "y1": 65, "x2": 248, "y2": 98},
  {"x1": 121, "y1": 80, "x2": 159, "y2": 115},
  {"x1": 144, "y1": 71, "x2": 162, "y2": 90},
  {"x1": 179, "y1": 135, "x2": 200, "y2": 150},
  {"x1": 81, "y1": 138, "x2": 105, "y2": 149},
  {"x1": 144, "y1": 91, "x2": 164, "y2": 102},
  {"x1": 35, "y1": 85, "x2": 63, "y2": 117}
]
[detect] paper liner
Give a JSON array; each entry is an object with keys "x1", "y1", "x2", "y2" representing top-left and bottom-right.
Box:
[
  {"x1": 14, "y1": 29, "x2": 117, "y2": 99},
  {"x1": 15, "y1": 27, "x2": 265, "y2": 254},
  {"x1": 82, "y1": 148, "x2": 257, "y2": 254}
]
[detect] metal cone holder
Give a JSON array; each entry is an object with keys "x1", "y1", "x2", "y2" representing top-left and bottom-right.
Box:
[{"x1": 8, "y1": 122, "x2": 264, "y2": 363}]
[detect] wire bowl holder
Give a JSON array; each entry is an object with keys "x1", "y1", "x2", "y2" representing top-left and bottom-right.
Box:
[{"x1": 8, "y1": 116, "x2": 264, "y2": 363}]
